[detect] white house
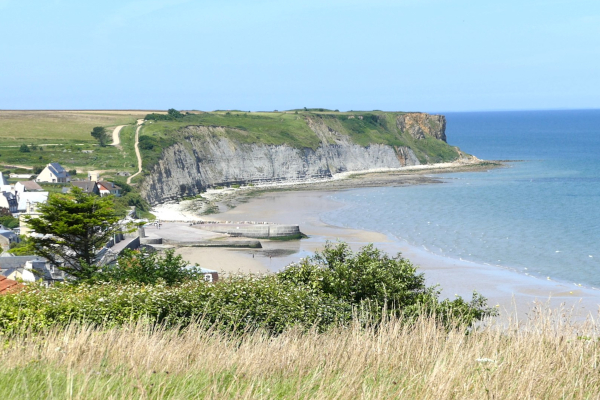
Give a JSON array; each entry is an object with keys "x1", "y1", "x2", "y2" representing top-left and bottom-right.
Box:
[
  {"x1": 35, "y1": 163, "x2": 71, "y2": 183},
  {"x1": 97, "y1": 181, "x2": 122, "y2": 197},
  {"x1": 14, "y1": 181, "x2": 43, "y2": 196},
  {"x1": 17, "y1": 192, "x2": 49, "y2": 214}
]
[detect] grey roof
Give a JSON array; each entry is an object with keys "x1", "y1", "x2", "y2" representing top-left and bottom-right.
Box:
[
  {"x1": 0, "y1": 228, "x2": 17, "y2": 240},
  {"x1": 0, "y1": 256, "x2": 65, "y2": 282},
  {"x1": 48, "y1": 163, "x2": 69, "y2": 178},
  {"x1": 0, "y1": 173, "x2": 8, "y2": 186},
  {"x1": 72, "y1": 181, "x2": 98, "y2": 193},
  {"x1": 0, "y1": 256, "x2": 43, "y2": 269},
  {"x1": 0, "y1": 267, "x2": 22, "y2": 277},
  {"x1": 17, "y1": 181, "x2": 43, "y2": 191}
]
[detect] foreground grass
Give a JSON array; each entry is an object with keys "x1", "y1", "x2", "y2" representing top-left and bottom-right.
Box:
[{"x1": 2, "y1": 307, "x2": 599, "y2": 399}]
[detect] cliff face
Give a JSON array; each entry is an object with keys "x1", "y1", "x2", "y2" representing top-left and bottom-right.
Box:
[
  {"x1": 139, "y1": 112, "x2": 454, "y2": 205},
  {"x1": 140, "y1": 136, "x2": 420, "y2": 205},
  {"x1": 396, "y1": 113, "x2": 446, "y2": 142}
]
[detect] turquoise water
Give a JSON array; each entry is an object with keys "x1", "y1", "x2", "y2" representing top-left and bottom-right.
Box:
[{"x1": 322, "y1": 110, "x2": 600, "y2": 287}]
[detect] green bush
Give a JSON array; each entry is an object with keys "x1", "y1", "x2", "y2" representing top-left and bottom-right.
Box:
[
  {"x1": 278, "y1": 243, "x2": 494, "y2": 327},
  {"x1": 0, "y1": 215, "x2": 19, "y2": 229},
  {"x1": 0, "y1": 243, "x2": 495, "y2": 335},
  {"x1": 94, "y1": 249, "x2": 203, "y2": 286},
  {"x1": 0, "y1": 276, "x2": 349, "y2": 335}
]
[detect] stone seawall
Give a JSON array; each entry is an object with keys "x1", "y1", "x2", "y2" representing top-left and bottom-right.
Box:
[{"x1": 197, "y1": 223, "x2": 300, "y2": 239}]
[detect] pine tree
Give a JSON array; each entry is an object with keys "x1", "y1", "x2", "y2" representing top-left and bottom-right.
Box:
[{"x1": 23, "y1": 187, "x2": 124, "y2": 279}]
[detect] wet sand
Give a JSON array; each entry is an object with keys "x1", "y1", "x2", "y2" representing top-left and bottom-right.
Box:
[{"x1": 196, "y1": 190, "x2": 600, "y2": 320}]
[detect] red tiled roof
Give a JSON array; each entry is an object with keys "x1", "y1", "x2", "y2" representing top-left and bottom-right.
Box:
[{"x1": 0, "y1": 275, "x2": 23, "y2": 295}]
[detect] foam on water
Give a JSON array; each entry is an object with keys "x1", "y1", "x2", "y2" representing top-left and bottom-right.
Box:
[{"x1": 321, "y1": 110, "x2": 600, "y2": 287}]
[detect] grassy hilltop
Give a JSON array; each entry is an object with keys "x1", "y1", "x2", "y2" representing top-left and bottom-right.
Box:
[
  {"x1": 0, "y1": 109, "x2": 460, "y2": 182},
  {"x1": 138, "y1": 109, "x2": 460, "y2": 175}
]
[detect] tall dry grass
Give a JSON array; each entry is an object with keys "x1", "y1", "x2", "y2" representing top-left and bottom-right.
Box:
[{"x1": 2, "y1": 303, "x2": 600, "y2": 399}]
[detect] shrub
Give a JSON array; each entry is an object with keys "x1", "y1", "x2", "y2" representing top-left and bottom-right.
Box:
[
  {"x1": 19, "y1": 144, "x2": 30, "y2": 153},
  {"x1": 0, "y1": 276, "x2": 350, "y2": 335},
  {"x1": 0, "y1": 215, "x2": 19, "y2": 229},
  {"x1": 94, "y1": 249, "x2": 203, "y2": 286},
  {"x1": 0, "y1": 243, "x2": 495, "y2": 335},
  {"x1": 278, "y1": 243, "x2": 494, "y2": 327}
]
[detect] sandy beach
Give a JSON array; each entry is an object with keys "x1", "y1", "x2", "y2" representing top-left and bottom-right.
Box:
[{"x1": 151, "y1": 165, "x2": 600, "y2": 320}]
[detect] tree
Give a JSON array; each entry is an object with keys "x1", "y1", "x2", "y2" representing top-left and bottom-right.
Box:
[
  {"x1": 23, "y1": 187, "x2": 123, "y2": 280},
  {"x1": 96, "y1": 249, "x2": 202, "y2": 285},
  {"x1": 167, "y1": 108, "x2": 183, "y2": 119},
  {"x1": 90, "y1": 126, "x2": 109, "y2": 147},
  {"x1": 19, "y1": 144, "x2": 30, "y2": 153}
]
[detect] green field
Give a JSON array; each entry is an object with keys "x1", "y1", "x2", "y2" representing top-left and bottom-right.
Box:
[
  {"x1": 0, "y1": 111, "x2": 151, "y2": 176},
  {"x1": 0, "y1": 110, "x2": 148, "y2": 143}
]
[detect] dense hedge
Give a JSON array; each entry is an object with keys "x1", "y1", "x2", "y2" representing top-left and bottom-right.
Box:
[
  {"x1": 0, "y1": 244, "x2": 495, "y2": 335},
  {"x1": 0, "y1": 276, "x2": 350, "y2": 335}
]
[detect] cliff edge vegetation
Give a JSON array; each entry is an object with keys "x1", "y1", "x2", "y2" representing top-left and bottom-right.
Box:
[{"x1": 137, "y1": 110, "x2": 469, "y2": 204}]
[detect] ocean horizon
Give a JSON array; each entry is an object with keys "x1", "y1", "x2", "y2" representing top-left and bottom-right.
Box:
[{"x1": 321, "y1": 109, "x2": 600, "y2": 288}]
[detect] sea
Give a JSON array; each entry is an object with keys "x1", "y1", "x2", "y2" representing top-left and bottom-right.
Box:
[{"x1": 321, "y1": 110, "x2": 600, "y2": 288}]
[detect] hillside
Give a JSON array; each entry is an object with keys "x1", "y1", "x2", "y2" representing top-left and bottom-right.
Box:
[
  {"x1": 0, "y1": 109, "x2": 472, "y2": 207},
  {"x1": 0, "y1": 110, "x2": 150, "y2": 176},
  {"x1": 137, "y1": 110, "x2": 470, "y2": 204}
]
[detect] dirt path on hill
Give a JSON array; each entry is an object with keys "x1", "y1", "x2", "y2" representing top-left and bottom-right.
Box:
[
  {"x1": 127, "y1": 119, "x2": 144, "y2": 184},
  {"x1": 110, "y1": 125, "x2": 125, "y2": 146}
]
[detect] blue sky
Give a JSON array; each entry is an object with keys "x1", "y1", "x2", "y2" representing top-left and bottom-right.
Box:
[{"x1": 1, "y1": 0, "x2": 598, "y2": 111}]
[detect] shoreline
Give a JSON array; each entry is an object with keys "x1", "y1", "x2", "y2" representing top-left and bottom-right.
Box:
[
  {"x1": 152, "y1": 159, "x2": 502, "y2": 220},
  {"x1": 208, "y1": 190, "x2": 600, "y2": 319},
  {"x1": 151, "y1": 161, "x2": 600, "y2": 319}
]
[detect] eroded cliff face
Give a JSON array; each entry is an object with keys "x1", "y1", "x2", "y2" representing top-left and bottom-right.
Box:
[
  {"x1": 140, "y1": 113, "x2": 450, "y2": 205},
  {"x1": 141, "y1": 137, "x2": 419, "y2": 204},
  {"x1": 396, "y1": 113, "x2": 446, "y2": 141}
]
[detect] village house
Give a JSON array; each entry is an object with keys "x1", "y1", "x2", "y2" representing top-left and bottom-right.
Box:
[
  {"x1": 0, "y1": 192, "x2": 18, "y2": 214},
  {"x1": 35, "y1": 162, "x2": 71, "y2": 183},
  {"x1": 0, "y1": 255, "x2": 65, "y2": 285},
  {"x1": 0, "y1": 224, "x2": 19, "y2": 250},
  {"x1": 70, "y1": 180, "x2": 100, "y2": 195},
  {"x1": 14, "y1": 181, "x2": 43, "y2": 196},
  {"x1": 83, "y1": 172, "x2": 122, "y2": 197},
  {"x1": 17, "y1": 192, "x2": 48, "y2": 214},
  {"x1": 97, "y1": 181, "x2": 122, "y2": 197}
]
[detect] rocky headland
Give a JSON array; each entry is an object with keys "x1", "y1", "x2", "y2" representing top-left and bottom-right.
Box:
[{"x1": 138, "y1": 111, "x2": 472, "y2": 205}]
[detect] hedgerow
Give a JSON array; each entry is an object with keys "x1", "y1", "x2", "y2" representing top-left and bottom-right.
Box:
[{"x1": 0, "y1": 243, "x2": 495, "y2": 335}]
